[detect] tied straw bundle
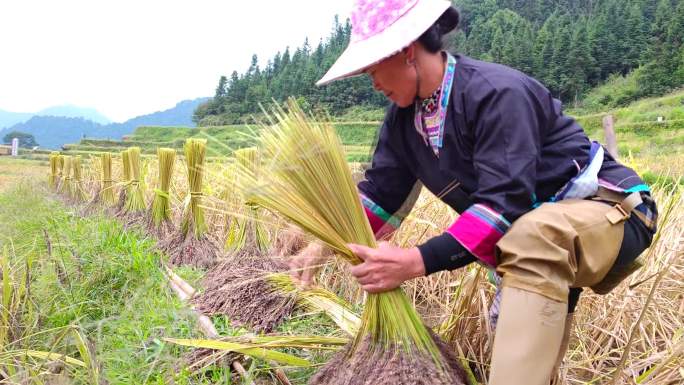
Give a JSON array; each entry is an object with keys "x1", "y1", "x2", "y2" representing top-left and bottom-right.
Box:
[
  {"x1": 71, "y1": 156, "x2": 86, "y2": 202},
  {"x1": 123, "y1": 147, "x2": 146, "y2": 214},
  {"x1": 56, "y1": 155, "x2": 65, "y2": 190},
  {"x1": 116, "y1": 150, "x2": 132, "y2": 211},
  {"x1": 182, "y1": 139, "x2": 208, "y2": 238},
  {"x1": 100, "y1": 153, "x2": 115, "y2": 205},
  {"x1": 48, "y1": 152, "x2": 60, "y2": 189},
  {"x1": 163, "y1": 138, "x2": 219, "y2": 268},
  {"x1": 226, "y1": 147, "x2": 269, "y2": 252},
  {"x1": 234, "y1": 101, "x2": 466, "y2": 385},
  {"x1": 60, "y1": 156, "x2": 73, "y2": 196},
  {"x1": 148, "y1": 148, "x2": 176, "y2": 235}
]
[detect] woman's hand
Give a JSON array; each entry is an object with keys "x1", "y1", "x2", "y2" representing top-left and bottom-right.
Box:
[
  {"x1": 288, "y1": 242, "x2": 331, "y2": 288},
  {"x1": 348, "y1": 242, "x2": 426, "y2": 293}
]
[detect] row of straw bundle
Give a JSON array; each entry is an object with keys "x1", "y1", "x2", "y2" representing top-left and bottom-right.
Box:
[{"x1": 233, "y1": 101, "x2": 466, "y2": 384}]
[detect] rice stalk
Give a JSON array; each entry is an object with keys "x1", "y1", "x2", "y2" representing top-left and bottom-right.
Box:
[
  {"x1": 162, "y1": 139, "x2": 220, "y2": 268},
  {"x1": 60, "y1": 156, "x2": 72, "y2": 196},
  {"x1": 56, "y1": 154, "x2": 65, "y2": 190},
  {"x1": 164, "y1": 337, "x2": 310, "y2": 367},
  {"x1": 268, "y1": 272, "x2": 361, "y2": 335},
  {"x1": 116, "y1": 150, "x2": 131, "y2": 211},
  {"x1": 100, "y1": 153, "x2": 115, "y2": 205},
  {"x1": 182, "y1": 139, "x2": 208, "y2": 238},
  {"x1": 226, "y1": 147, "x2": 269, "y2": 252},
  {"x1": 123, "y1": 147, "x2": 145, "y2": 213},
  {"x1": 48, "y1": 152, "x2": 59, "y2": 189},
  {"x1": 71, "y1": 326, "x2": 103, "y2": 384},
  {"x1": 71, "y1": 156, "x2": 87, "y2": 202},
  {"x1": 150, "y1": 148, "x2": 176, "y2": 227},
  {"x1": 234, "y1": 100, "x2": 466, "y2": 384}
]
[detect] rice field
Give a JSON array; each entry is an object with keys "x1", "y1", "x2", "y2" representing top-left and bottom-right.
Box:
[{"x1": 0, "y1": 110, "x2": 682, "y2": 384}]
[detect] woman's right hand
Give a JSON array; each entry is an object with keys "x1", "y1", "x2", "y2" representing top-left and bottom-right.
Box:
[{"x1": 289, "y1": 242, "x2": 331, "y2": 288}]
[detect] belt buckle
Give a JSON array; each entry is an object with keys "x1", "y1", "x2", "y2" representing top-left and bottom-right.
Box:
[
  {"x1": 606, "y1": 203, "x2": 631, "y2": 224},
  {"x1": 614, "y1": 203, "x2": 630, "y2": 220}
]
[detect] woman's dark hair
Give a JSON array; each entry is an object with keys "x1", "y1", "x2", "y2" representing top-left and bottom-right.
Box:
[{"x1": 417, "y1": 6, "x2": 460, "y2": 53}]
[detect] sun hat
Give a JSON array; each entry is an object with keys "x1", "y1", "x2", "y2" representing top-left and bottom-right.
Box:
[{"x1": 316, "y1": 0, "x2": 459, "y2": 86}]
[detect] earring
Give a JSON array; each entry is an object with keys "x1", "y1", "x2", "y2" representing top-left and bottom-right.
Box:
[{"x1": 406, "y1": 58, "x2": 414, "y2": 66}]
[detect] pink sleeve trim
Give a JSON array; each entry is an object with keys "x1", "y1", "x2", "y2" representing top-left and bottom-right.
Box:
[{"x1": 445, "y1": 204, "x2": 511, "y2": 267}]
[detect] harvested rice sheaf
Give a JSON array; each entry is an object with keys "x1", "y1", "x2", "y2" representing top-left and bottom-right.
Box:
[
  {"x1": 60, "y1": 156, "x2": 72, "y2": 196},
  {"x1": 146, "y1": 148, "x2": 176, "y2": 239},
  {"x1": 123, "y1": 147, "x2": 146, "y2": 215},
  {"x1": 100, "y1": 153, "x2": 115, "y2": 206},
  {"x1": 48, "y1": 152, "x2": 60, "y2": 189},
  {"x1": 71, "y1": 156, "x2": 87, "y2": 202},
  {"x1": 115, "y1": 150, "x2": 131, "y2": 212},
  {"x1": 225, "y1": 148, "x2": 270, "y2": 253},
  {"x1": 55, "y1": 155, "x2": 66, "y2": 191},
  {"x1": 192, "y1": 255, "x2": 296, "y2": 333},
  {"x1": 164, "y1": 139, "x2": 220, "y2": 268},
  {"x1": 235, "y1": 100, "x2": 467, "y2": 385}
]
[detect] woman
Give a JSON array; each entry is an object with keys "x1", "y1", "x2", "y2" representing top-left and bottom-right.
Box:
[{"x1": 290, "y1": 1, "x2": 657, "y2": 384}]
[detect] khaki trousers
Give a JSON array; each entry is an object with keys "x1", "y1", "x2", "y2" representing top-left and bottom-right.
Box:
[
  {"x1": 488, "y1": 199, "x2": 629, "y2": 385},
  {"x1": 495, "y1": 199, "x2": 625, "y2": 303}
]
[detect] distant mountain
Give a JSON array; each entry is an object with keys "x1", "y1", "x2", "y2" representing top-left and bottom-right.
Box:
[
  {"x1": 36, "y1": 105, "x2": 112, "y2": 125},
  {"x1": 108, "y1": 98, "x2": 210, "y2": 132},
  {"x1": 1, "y1": 116, "x2": 125, "y2": 149},
  {"x1": 0, "y1": 109, "x2": 34, "y2": 130},
  {"x1": 0, "y1": 97, "x2": 210, "y2": 149}
]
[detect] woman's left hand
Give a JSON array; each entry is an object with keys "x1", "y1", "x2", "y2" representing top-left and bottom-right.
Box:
[{"x1": 348, "y1": 242, "x2": 426, "y2": 293}]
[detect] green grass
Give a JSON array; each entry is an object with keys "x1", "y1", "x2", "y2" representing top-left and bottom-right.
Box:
[
  {"x1": 0, "y1": 179, "x2": 343, "y2": 384},
  {"x1": 0, "y1": 183, "x2": 221, "y2": 384}
]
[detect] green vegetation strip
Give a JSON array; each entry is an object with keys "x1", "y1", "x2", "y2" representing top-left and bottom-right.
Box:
[{"x1": 0, "y1": 183, "x2": 215, "y2": 383}]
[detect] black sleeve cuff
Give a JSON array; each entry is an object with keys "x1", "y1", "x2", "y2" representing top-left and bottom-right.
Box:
[{"x1": 417, "y1": 232, "x2": 477, "y2": 275}]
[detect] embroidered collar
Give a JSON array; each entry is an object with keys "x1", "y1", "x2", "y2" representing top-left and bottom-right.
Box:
[
  {"x1": 421, "y1": 86, "x2": 442, "y2": 114},
  {"x1": 414, "y1": 52, "x2": 457, "y2": 156}
]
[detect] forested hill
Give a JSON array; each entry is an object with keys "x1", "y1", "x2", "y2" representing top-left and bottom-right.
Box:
[{"x1": 195, "y1": 0, "x2": 684, "y2": 126}]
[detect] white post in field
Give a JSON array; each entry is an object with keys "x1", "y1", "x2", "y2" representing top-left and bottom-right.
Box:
[{"x1": 11, "y1": 138, "x2": 19, "y2": 156}]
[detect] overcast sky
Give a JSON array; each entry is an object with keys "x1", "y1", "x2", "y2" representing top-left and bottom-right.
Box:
[{"x1": 0, "y1": 0, "x2": 354, "y2": 122}]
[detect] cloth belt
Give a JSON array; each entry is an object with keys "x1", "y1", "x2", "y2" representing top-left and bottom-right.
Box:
[{"x1": 594, "y1": 187, "x2": 654, "y2": 229}]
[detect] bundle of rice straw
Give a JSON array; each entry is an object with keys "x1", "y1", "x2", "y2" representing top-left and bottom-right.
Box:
[
  {"x1": 193, "y1": 253, "x2": 360, "y2": 334},
  {"x1": 163, "y1": 139, "x2": 220, "y2": 268},
  {"x1": 56, "y1": 155, "x2": 65, "y2": 190},
  {"x1": 48, "y1": 152, "x2": 60, "y2": 189},
  {"x1": 100, "y1": 153, "x2": 115, "y2": 205},
  {"x1": 192, "y1": 255, "x2": 296, "y2": 332},
  {"x1": 122, "y1": 147, "x2": 146, "y2": 216},
  {"x1": 147, "y1": 148, "x2": 176, "y2": 237},
  {"x1": 116, "y1": 150, "x2": 131, "y2": 211},
  {"x1": 71, "y1": 156, "x2": 86, "y2": 202},
  {"x1": 60, "y1": 156, "x2": 73, "y2": 196},
  {"x1": 234, "y1": 100, "x2": 466, "y2": 385},
  {"x1": 225, "y1": 147, "x2": 269, "y2": 253}
]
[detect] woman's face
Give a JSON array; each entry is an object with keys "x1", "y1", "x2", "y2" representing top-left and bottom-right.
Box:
[{"x1": 366, "y1": 50, "x2": 417, "y2": 108}]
